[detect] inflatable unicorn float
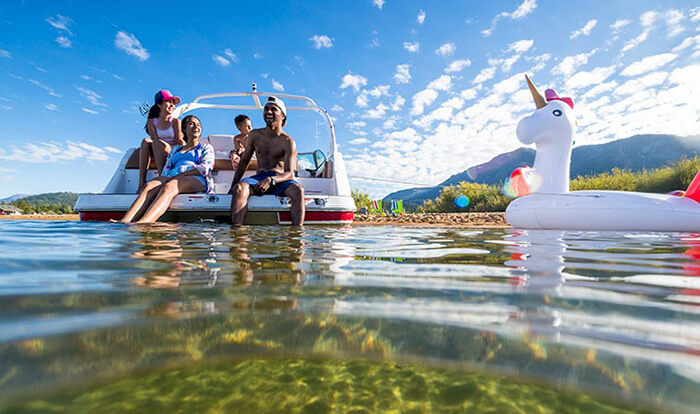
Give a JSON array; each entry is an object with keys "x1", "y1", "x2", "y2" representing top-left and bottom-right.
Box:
[{"x1": 505, "y1": 75, "x2": 700, "y2": 231}]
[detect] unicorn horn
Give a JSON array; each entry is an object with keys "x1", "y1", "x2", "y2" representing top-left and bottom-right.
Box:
[{"x1": 525, "y1": 74, "x2": 547, "y2": 109}]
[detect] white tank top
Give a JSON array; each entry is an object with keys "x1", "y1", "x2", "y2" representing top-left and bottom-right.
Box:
[{"x1": 152, "y1": 118, "x2": 176, "y2": 144}]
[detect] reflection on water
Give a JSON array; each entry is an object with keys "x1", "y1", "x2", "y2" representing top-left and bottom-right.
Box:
[{"x1": 0, "y1": 222, "x2": 699, "y2": 412}]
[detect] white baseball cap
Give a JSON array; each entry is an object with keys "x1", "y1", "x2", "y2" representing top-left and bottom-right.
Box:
[{"x1": 265, "y1": 96, "x2": 287, "y2": 118}]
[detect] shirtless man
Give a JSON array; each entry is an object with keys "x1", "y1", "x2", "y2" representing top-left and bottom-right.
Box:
[{"x1": 228, "y1": 96, "x2": 305, "y2": 225}]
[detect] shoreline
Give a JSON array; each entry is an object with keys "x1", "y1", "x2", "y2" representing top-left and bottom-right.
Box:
[{"x1": 0, "y1": 213, "x2": 510, "y2": 227}]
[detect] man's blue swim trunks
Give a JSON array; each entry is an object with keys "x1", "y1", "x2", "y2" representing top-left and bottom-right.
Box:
[{"x1": 242, "y1": 171, "x2": 299, "y2": 196}]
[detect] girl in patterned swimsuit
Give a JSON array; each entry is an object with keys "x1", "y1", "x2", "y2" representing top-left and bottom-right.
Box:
[
  {"x1": 121, "y1": 115, "x2": 215, "y2": 223},
  {"x1": 138, "y1": 90, "x2": 185, "y2": 191}
]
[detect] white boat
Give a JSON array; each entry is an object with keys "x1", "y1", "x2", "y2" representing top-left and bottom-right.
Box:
[{"x1": 75, "y1": 88, "x2": 356, "y2": 224}]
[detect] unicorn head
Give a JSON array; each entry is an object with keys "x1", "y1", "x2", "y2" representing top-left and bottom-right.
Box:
[{"x1": 515, "y1": 75, "x2": 577, "y2": 194}]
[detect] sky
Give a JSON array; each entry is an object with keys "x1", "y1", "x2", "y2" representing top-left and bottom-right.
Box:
[{"x1": 1, "y1": 0, "x2": 699, "y2": 199}]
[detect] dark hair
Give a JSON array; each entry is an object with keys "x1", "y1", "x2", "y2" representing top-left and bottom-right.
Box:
[
  {"x1": 234, "y1": 114, "x2": 250, "y2": 126},
  {"x1": 143, "y1": 105, "x2": 161, "y2": 132},
  {"x1": 181, "y1": 115, "x2": 201, "y2": 144}
]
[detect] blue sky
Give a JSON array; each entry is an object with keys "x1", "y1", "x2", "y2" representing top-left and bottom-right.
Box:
[{"x1": 1, "y1": 0, "x2": 699, "y2": 198}]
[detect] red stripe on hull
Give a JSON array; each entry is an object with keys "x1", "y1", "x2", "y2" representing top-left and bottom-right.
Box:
[
  {"x1": 278, "y1": 211, "x2": 354, "y2": 223},
  {"x1": 80, "y1": 211, "x2": 124, "y2": 221},
  {"x1": 79, "y1": 210, "x2": 354, "y2": 223}
]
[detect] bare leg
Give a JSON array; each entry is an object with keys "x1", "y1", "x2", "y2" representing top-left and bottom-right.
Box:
[
  {"x1": 152, "y1": 140, "x2": 171, "y2": 176},
  {"x1": 285, "y1": 183, "x2": 305, "y2": 226},
  {"x1": 230, "y1": 182, "x2": 252, "y2": 225},
  {"x1": 137, "y1": 176, "x2": 205, "y2": 223},
  {"x1": 121, "y1": 177, "x2": 170, "y2": 223},
  {"x1": 138, "y1": 138, "x2": 153, "y2": 192}
]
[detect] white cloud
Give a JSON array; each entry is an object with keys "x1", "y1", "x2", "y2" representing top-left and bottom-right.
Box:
[
  {"x1": 551, "y1": 49, "x2": 598, "y2": 76},
  {"x1": 347, "y1": 121, "x2": 367, "y2": 130},
  {"x1": 444, "y1": 59, "x2": 471, "y2": 73},
  {"x1": 44, "y1": 103, "x2": 58, "y2": 111},
  {"x1": 267, "y1": 80, "x2": 283, "y2": 92},
  {"x1": 372, "y1": 0, "x2": 384, "y2": 10},
  {"x1": 427, "y1": 75, "x2": 452, "y2": 91},
  {"x1": 565, "y1": 65, "x2": 617, "y2": 89},
  {"x1": 410, "y1": 88, "x2": 439, "y2": 115},
  {"x1": 391, "y1": 95, "x2": 406, "y2": 111},
  {"x1": 368, "y1": 38, "x2": 380, "y2": 48},
  {"x1": 0, "y1": 105, "x2": 12, "y2": 111},
  {"x1": 356, "y1": 85, "x2": 390, "y2": 107},
  {"x1": 507, "y1": 39, "x2": 534, "y2": 53},
  {"x1": 621, "y1": 30, "x2": 649, "y2": 54},
  {"x1": 224, "y1": 49, "x2": 239, "y2": 63},
  {"x1": 620, "y1": 53, "x2": 678, "y2": 76},
  {"x1": 46, "y1": 15, "x2": 72, "y2": 35},
  {"x1": 81, "y1": 107, "x2": 98, "y2": 115},
  {"x1": 460, "y1": 88, "x2": 477, "y2": 100},
  {"x1": 76, "y1": 86, "x2": 106, "y2": 107},
  {"x1": 417, "y1": 10, "x2": 426, "y2": 25},
  {"x1": 340, "y1": 72, "x2": 368, "y2": 92},
  {"x1": 664, "y1": 10, "x2": 685, "y2": 37},
  {"x1": 691, "y1": 7, "x2": 700, "y2": 22},
  {"x1": 435, "y1": 42, "x2": 456, "y2": 57},
  {"x1": 404, "y1": 42, "x2": 420, "y2": 52},
  {"x1": 472, "y1": 67, "x2": 496, "y2": 85},
  {"x1": 610, "y1": 19, "x2": 631, "y2": 33},
  {"x1": 331, "y1": 104, "x2": 344, "y2": 112},
  {"x1": 482, "y1": 0, "x2": 537, "y2": 37},
  {"x1": 570, "y1": 19, "x2": 597, "y2": 39},
  {"x1": 310, "y1": 34, "x2": 333, "y2": 49},
  {"x1": 393, "y1": 64, "x2": 411, "y2": 84},
  {"x1": 212, "y1": 54, "x2": 230, "y2": 66},
  {"x1": 672, "y1": 34, "x2": 700, "y2": 52},
  {"x1": 614, "y1": 71, "x2": 669, "y2": 96},
  {"x1": 364, "y1": 103, "x2": 389, "y2": 119},
  {"x1": 28, "y1": 79, "x2": 61, "y2": 98},
  {"x1": 0, "y1": 140, "x2": 123, "y2": 162},
  {"x1": 55, "y1": 36, "x2": 71, "y2": 48},
  {"x1": 253, "y1": 52, "x2": 263, "y2": 59},
  {"x1": 0, "y1": 49, "x2": 11, "y2": 58},
  {"x1": 641, "y1": 10, "x2": 659, "y2": 27},
  {"x1": 114, "y1": 31, "x2": 150, "y2": 61},
  {"x1": 349, "y1": 138, "x2": 370, "y2": 145}
]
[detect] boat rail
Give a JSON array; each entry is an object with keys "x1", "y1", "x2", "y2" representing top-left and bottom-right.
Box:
[{"x1": 172, "y1": 85, "x2": 337, "y2": 156}]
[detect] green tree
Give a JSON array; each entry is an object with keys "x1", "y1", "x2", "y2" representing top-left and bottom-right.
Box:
[{"x1": 351, "y1": 190, "x2": 372, "y2": 213}]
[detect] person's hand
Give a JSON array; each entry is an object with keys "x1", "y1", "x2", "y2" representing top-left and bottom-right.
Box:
[{"x1": 253, "y1": 177, "x2": 272, "y2": 195}]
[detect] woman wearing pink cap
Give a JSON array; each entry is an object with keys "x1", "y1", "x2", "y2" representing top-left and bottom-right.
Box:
[{"x1": 138, "y1": 90, "x2": 185, "y2": 191}]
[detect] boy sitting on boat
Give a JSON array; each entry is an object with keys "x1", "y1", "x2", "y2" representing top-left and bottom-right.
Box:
[
  {"x1": 229, "y1": 114, "x2": 257, "y2": 171},
  {"x1": 229, "y1": 96, "x2": 305, "y2": 225}
]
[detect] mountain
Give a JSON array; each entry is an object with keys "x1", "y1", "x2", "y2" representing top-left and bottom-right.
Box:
[
  {"x1": 13, "y1": 192, "x2": 80, "y2": 206},
  {"x1": 385, "y1": 134, "x2": 700, "y2": 210},
  {"x1": 0, "y1": 194, "x2": 30, "y2": 203}
]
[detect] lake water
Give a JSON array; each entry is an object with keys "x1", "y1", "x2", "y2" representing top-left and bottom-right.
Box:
[{"x1": 0, "y1": 221, "x2": 699, "y2": 412}]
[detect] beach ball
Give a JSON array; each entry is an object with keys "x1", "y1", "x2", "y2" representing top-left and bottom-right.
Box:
[{"x1": 455, "y1": 195, "x2": 470, "y2": 208}]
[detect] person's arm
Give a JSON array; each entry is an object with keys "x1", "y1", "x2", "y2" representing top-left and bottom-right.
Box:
[
  {"x1": 161, "y1": 145, "x2": 178, "y2": 176},
  {"x1": 172, "y1": 118, "x2": 185, "y2": 145},
  {"x1": 229, "y1": 133, "x2": 256, "y2": 191},
  {"x1": 146, "y1": 118, "x2": 158, "y2": 141}
]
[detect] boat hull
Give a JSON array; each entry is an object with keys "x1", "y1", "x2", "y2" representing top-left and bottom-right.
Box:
[
  {"x1": 506, "y1": 190, "x2": 700, "y2": 231},
  {"x1": 76, "y1": 194, "x2": 354, "y2": 225}
]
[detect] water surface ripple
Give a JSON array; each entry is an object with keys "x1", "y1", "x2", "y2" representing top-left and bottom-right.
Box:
[{"x1": 0, "y1": 221, "x2": 699, "y2": 412}]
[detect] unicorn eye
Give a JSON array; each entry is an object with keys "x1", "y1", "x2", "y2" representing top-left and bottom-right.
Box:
[{"x1": 552, "y1": 109, "x2": 562, "y2": 117}]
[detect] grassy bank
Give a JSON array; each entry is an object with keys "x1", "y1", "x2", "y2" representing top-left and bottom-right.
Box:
[{"x1": 416, "y1": 157, "x2": 700, "y2": 213}]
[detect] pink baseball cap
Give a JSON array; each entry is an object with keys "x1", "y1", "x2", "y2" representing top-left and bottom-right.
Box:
[{"x1": 154, "y1": 90, "x2": 181, "y2": 105}]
